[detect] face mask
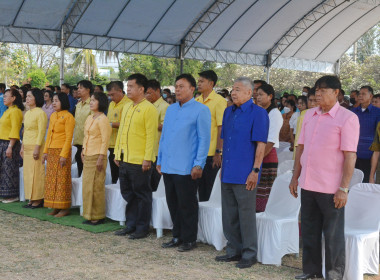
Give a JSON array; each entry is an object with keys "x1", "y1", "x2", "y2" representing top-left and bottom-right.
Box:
[
  {"x1": 283, "y1": 107, "x2": 290, "y2": 113},
  {"x1": 163, "y1": 93, "x2": 167, "y2": 99},
  {"x1": 350, "y1": 98, "x2": 356, "y2": 105},
  {"x1": 302, "y1": 91, "x2": 308, "y2": 96}
]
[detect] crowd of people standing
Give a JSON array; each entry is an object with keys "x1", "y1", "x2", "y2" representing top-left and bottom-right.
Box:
[{"x1": 0, "y1": 71, "x2": 378, "y2": 279}]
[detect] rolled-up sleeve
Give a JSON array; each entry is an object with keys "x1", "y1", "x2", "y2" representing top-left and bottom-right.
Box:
[{"x1": 193, "y1": 106, "x2": 211, "y2": 168}]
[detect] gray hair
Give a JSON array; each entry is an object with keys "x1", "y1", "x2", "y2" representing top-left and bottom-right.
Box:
[{"x1": 234, "y1": 77, "x2": 253, "y2": 91}]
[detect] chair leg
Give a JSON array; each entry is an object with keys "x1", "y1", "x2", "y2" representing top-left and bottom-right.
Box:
[
  {"x1": 119, "y1": 221, "x2": 125, "y2": 226},
  {"x1": 295, "y1": 253, "x2": 299, "y2": 258},
  {"x1": 80, "y1": 206, "x2": 83, "y2": 216},
  {"x1": 156, "y1": 228, "x2": 163, "y2": 238}
]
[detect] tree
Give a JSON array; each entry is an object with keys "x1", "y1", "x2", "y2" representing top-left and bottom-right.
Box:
[
  {"x1": 27, "y1": 68, "x2": 47, "y2": 88},
  {"x1": 71, "y1": 49, "x2": 97, "y2": 79}
]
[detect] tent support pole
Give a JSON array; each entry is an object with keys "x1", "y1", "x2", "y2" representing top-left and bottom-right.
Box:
[
  {"x1": 266, "y1": 66, "x2": 270, "y2": 84},
  {"x1": 266, "y1": 50, "x2": 272, "y2": 84},
  {"x1": 179, "y1": 40, "x2": 185, "y2": 74},
  {"x1": 60, "y1": 27, "x2": 65, "y2": 85}
]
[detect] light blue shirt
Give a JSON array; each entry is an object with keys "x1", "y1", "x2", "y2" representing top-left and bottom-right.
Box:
[
  {"x1": 158, "y1": 98, "x2": 211, "y2": 175},
  {"x1": 0, "y1": 93, "x2": 7, "y2": 118}
]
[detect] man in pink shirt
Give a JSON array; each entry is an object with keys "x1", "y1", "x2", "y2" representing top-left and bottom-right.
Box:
[{"x1": 289, "y1": 76, "x2": 360, "y2": 280}]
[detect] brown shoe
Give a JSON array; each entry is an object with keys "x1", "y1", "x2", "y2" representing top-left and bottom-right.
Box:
[
  {"x1": 54, "y1": 210, "x2": 70, "y2": 217},
  {"x1": 47, "y1": 209, "x2": 60, "y2": 216}
]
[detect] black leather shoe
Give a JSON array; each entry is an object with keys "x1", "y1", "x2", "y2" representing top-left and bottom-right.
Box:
[
  {"x1": 295, "y1": 273, "x2": 323, "y2": 279},
  {"x1": 177, "y1": 241, "x2": 197, "y2": 252},
  {"x1": 114, "y1": 226, "x2": 135, "y2": 236},
  {"x1": 128, "y1": 231, "x2": 149, "y2": 239},
  {"x1": 22, "y1": 204, "x2": 32, "y2": 208},
  {"x1": 83, "y1": 219, "x2": 104, "y2": 226},
  {"x1": 31, "y1": 202, "x2": 44, "y2": 209},
  {"x1": 215, "y1": 254, "x2": 241, "y2": 262},
  {"x1": 235, "y1": 258, "x2": 257, "y2": 269},
  {"x1": 162, "y1": 238, "x2": 182, "y2": 248}
]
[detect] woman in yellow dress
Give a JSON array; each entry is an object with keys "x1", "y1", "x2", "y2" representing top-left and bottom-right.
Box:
[
  {"x1": 81, "y1": 92, "x2": 111, "y2": 225},
  {"x1": 43, "y1": 93, "x2": 75, "y2": 217},
  {"x1": 21, "y1": 88, "x2": 48, "y2": 208},
  {"x1": 0, "y1": 88, "x2": 24, "y2": 203}
]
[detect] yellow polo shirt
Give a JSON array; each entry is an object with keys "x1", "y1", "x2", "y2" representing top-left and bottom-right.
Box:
[
  {"x1": 153, "y1": 96, "x2": 169, "y2": 155},
  {"x1": 107, "y1": 95, "x2": 131, "y2": 148},
  {"x1": 196, "y1": 90, "x2": 227, "y2": 156},
  {"x1": 73, "y1": 97, "x2": 92, "y2": 146},
  {"x1": 293, "y1": 109, "x2": 308, "y2": 159},
  {"x1": 114, "y1": 99, "x2": 158, "y2": 164}
]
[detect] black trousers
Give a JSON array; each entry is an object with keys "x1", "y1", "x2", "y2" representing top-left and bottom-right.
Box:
[
  {"x1": 150, "y1": 158, "x2": 161, "y2": 192},
  {"x1": 119, "y1": 162, "x2": 152, "y2": 234},
  {"x1": 355, "y1": 157, "x2": 371, "y2": 183},
  {"x1": 197, "y1": 156, "x2": 220, "y2": 202},
  {"x1": 301, "y1": 189, "x2": 345, "y2": 280},
  {"x1": 74, "y1": 145, "x2": 83, "y2": 177},
  {"x1": 163, "y1": 173, "x2": 198, "y2": 243},
  {"x1": 108, "y1": 148, "x2": 119, "y2": 184}
]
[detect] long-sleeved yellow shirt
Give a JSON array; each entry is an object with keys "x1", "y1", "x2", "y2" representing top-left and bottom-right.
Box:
[
  {"x1": 44, "y1": 110, "x2": 75, "y2": 158},
  {"x1": 23, "y1": 107, "x2": 48, "y2": 146},
  {"x1": 73, "y1": 97, "x2": 91, "y2": 146},
  {"x1": 107, "y1": 95, "x2": 131, "y2": 148},
  {"x1": 114, "y1": 99, "x2": 158, "y2": 164},
  {"x1": 0, "y1": 105, "x2": 23, "y2": 140},
  {"x1": 82, "y1": 114, "x2": 112, "y2": 156}
]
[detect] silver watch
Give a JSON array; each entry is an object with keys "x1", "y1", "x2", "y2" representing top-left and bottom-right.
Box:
[
  {"x1": 339, "y1": 187, "x2": 349, "y2": 193},
  {"x1": 194, "y1": 165, "x2": 202, "y2": 170}
]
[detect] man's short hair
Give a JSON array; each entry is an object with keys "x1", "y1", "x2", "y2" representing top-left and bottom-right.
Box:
[
  {"x1": 315, "y1": 75, "x2": 341, "y2": 90},
  {"x1": 360, "y1": 85, "x2": 374, "y2": 95},
  {"x1": 55, "y1": 85, "x2": 61, "y2": 91},
  {"x1": 77, "y1": 80, "x2": 94, "y2": 94},
  {"x1": 307, "y1": 87, "x2": 316, "y2": 98},
  {"x1": 339, "y1": 89, "x2": 345, "y2": 96},
  {"x1": 351, "y1": 90, "x2": 359, "y2": 96},
  {"x1": 175, "y1": 74, "x2": 196, "y2": 88},
  {"x1": 46, "y1": 85, "x2": 55, "y2": 91},
  {"x1": 253, "y1": 80, "x2": 267, "y2": 86},
  {"x1": 198, "y1": 70, "x2": 218, "y2": 87},
  {"x1": 128, "y1": 73, "x2": 148, "y2": 91},
  {"x1": 303, "y1": 86, "x2": 311, "y2": 92},
  {"x1": 106, "y1": 81, "x2": 124, "y2": 92},
  {"x1": 147, "y1": 79, "x2": 161, "y2": 92},
  {"x1": 163, "y1": 88, "x2": 171, "y2": 95},
  {"x1": 235, "y1": 77, "x2": 253, "y2": 91},
  {"x1": 289, "y1": 94, "x2": 298, "y2": 101},
  {"x1": 24, "y1": 84, "x2": 32, "y2": 90},
  {"x1": 95, "y1": 85, "x2": 104, "y2": 92},
  {"x1": 0, "y1": 83, "x2": 5, "y2": 91},
  {"x1": 373, "y1": 94, "x2": 380, "y2": 99}
]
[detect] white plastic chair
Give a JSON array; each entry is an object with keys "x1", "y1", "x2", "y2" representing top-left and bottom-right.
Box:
[
  {"x1": 349, "y1": 168, "x2": 364, "y2": 189},
  {"x1": 322, "y1": 183, "x2": 380, "y2": 280},
  {"x1": 105, "y1": 181, "x2": 127, "y2": 226},
  {"x1": 197, "y1": 170, "x2": 227, "y2": 251},
  {"x1": 151, "y1": 177, "x2": 173, "y2": 238},
  {"x1": 71, "y1": 146, "x2": 77, "y2": 164},
  {"x1": 71, "y1": 177, "x2": 83, "y2": 215},
  {"x1": 256, "y1": 171, "x2": 301, "y2": 265},
  {"x1": 71, "y1": 162, "x2": 79, "y2": 178},
  {"x1": 276, "y1": 141, "x2": 291, "y2": 153},
  {"x1": 277, "y1": 150, "x2": 293, "y2": 163},
  {"x1": 19, "y1": 167, "x2": 25, "y2": 202},
  {"x1": 277, "y1": 160, "x2": 294, "y2": 176}
]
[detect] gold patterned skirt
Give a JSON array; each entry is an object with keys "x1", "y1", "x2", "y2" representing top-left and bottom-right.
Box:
[
  {"x1": 23, "y1": 145, "x2": 45, "y2": 200},
  {"x1": 82, "y1": 155, "x2": 106, "y2": 220},
  {"x1": 44, "y1": 148, "x2": 72, "y2": 209}
]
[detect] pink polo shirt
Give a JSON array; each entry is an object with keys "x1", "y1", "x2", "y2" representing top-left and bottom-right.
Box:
[{"x1": 298, "y1": 102, "x2": 360, "y2": 194}]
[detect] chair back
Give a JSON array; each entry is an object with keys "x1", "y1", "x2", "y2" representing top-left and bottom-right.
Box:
[
  {"x1": 277, "y1": 150, "x2": 293, "y2": 163},
  {"x1": 207, "y1": 170, "x2": 222, "y2": 205},
  {"x1": 264, "y1": 171, "x2": 300, "y2": 219},
  {"x1": 348, "y1": 168, "x2": 364, "y2": 189},
  {"x1": 278, "y1": 160, "x2": 294, "y2": 176},
  {"x1": 345, "y1": 183, "x2": 380, "y2": 231}
]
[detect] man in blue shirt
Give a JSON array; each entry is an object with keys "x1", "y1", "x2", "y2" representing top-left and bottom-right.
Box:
[
  {"x1": 157, "y1": 73, "x2": 211, "y2": 252},
  {"x1": 61, "y1": 83, "x2": 77, "y2": 115},
  {"x1": 351, "y1": 85, "x2": 380, "y2": 182},
  {"x1": 0, "y1": 83, "x2": 7, "y2": 118},
  {"x1": 215, "y1": 77, "x2": 269, "y2": 269}
]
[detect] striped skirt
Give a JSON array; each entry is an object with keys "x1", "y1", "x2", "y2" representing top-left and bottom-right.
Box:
[
  {"x1": 82, "y1": 155, "x2": 107, "y2": 220},
  {"x1": 44, "y1": 148, "x2": 72, "y2": 209},
  {"x1": 256, "y1": 148, "x2": 278, "y2": 212},
  {"x1": 0, "y1": 140, "x2": 20, "y2": 198},
  {"x1": 23, "y1": 144, "x2": 45, "y2": 200}
]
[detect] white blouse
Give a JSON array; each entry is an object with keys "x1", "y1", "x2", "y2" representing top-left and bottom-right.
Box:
[{"x1": 268, "y1": 108, "x2": 283, "y2": 148}]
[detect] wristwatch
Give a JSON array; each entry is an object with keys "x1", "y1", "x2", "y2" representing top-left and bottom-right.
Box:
[
  {"x1": 252, "y1": 167, "x2": 260, "y2": 173},
  {"x1": 194, "y1": 165, "x2": 202, "y2": 170},
  {"x1": 215, "y1": 149, "x2": 222, "y2": 154},
  {"x1": 339, "y1": 187, "x2": 349, "y2": 193}
]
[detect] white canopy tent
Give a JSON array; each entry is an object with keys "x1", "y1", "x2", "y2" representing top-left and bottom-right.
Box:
[{"x1": 0, "y1": 0, "x2": 379, "y2": 83}]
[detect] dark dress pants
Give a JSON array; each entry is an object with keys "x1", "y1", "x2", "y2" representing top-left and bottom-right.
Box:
[
  {"x1": 197, "y1": 156, "x2": 220, "y2": 202},
  {"x1": 119, "y1": 162, "x2": 152, "y2": 234},
  {"x1": 108, "y1": 148, "x2": 119, "y2": 184},
  {"x1": 355, "y1": 157, "x2": 371, "y2": 183},
  {"x1": 163, "y1": 173, "x2": 198, "y2": 243},
  {"x1": 74, "y1": 145, "x2": 83, "y2": 177},
  {"x1": 221, "y1": 183, "x2": 257, "y2": 261},
  {"x1": 301, "y1": 189, "x2": 345, "y2": 280}
]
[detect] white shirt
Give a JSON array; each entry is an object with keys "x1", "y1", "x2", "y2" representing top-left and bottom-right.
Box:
[
  {"x1": 289, "y1": 111, "x2": 300, "y2": 131},
  {"x1": 268, "y1": 108, "x2": 283, "y2": 148}
]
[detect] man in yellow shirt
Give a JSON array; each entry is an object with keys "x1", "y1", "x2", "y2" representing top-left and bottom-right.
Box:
[
  {"x1": 113, "y1": 74, "x2": 158, "y2": 239},
  {"x1": 73, "y1": 80, "x2": 92, "y2": 177},
  {"x1": 145, "y1": 79, "x2": 169, "y2": 191},
  {"x1": 196, "y1": 70, "x2": 227, "y2": 201},
  {"x1": 106, "y1": 81, "x2": 131, "y2": 184}
]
